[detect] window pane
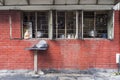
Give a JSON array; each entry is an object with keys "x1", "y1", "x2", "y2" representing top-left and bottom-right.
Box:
[
  {"x1": 96, "y1": 11, "x2": 108, "y2": 38},
  {"x1": 53, "y1": 11, "x2": 76, "y2": 39},
  {"x1": 66, "y1": 11, "x2": 76, "y2": 39},
  {"x1": 37, "y1": 12, "x2": 48, "y2": 38},
  {"x1": 83, "y1": 11, "x2": 94, "y2": 38},
  {"x1": 23, "y1": 12, "x2": 35, "y2": 39},
  {"x1": 53, "y1": 11, "x2": 57, "y2": 38},
  {"x1": 57, "y1": 11, "x2": 65, "y2": 38},
  {"x1": 83, "y1": 11, "x2": 109, "y2": 38},
  {"x1": 23, "y1": 11, "x2": 49, "y2": 39},
  {"x1": 78, "y1": 11, "x2": 82, "y2": 39}
]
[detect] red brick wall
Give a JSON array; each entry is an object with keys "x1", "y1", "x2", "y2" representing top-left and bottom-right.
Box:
[{"x1": 0, "y1": 10, "x2": 119, "y2": 70}]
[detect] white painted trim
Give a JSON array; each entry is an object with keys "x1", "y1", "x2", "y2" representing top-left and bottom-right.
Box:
[
  {"x1": 48, "y1": 10, "x2": 53, "y2": 39},
  {"x1": 0, "y1": 5, "x2": 114, "y2": 10},
  {"x1": 81, "y1": 10, "x2": 83, "y2": 39},
  {"x1": 35, "y1": 12, "x2": 37, "y2": 38},
  {"x1": 75, "y1": 11, "x2": 79, "y2": 39},
  {"x1": 9, "y1": 15, "x2": 12, "y2": 39},
  {"x1": 113, "y1": 11, "x2": 115, "y2": 40}
]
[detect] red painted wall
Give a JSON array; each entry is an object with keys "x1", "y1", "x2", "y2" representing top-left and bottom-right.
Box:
[{"x1": 0, "y1": 10, "x2": 119, "y2": 70}]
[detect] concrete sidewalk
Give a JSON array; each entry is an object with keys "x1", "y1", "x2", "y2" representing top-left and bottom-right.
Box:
[
  {"x1": 0, "y1": 72, "x2": 120, "y2": 80},
  {"x1": 0, "y1": 69, "x2": 120, "y2": 80}
]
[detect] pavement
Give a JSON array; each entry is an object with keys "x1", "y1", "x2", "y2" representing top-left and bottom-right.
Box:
[{"x1": 0, "y1": 69, "x2": 120, "y2": 80}]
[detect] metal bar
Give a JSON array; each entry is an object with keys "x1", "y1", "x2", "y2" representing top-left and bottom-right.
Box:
[
  {"x1": 81, "y1": 10, "x2": 83, "y2": 39},
  {"x1": 34, "y1": 50, "x2": 38, "y2": 74},
  {"x1": 75, "y1": 10, "x2": 79, "y2": 39},
  {"x1": 94, "y1": 12, "x2": 96, "y2": 31},
  {"x1": 35, "y1": 12, "x2": 37, "y2": 38},
  {"x1": 94, "y1": 12, "x2": 96, "y2": 38},
  {"x1": 9, "y1": 14, "x2": 12, "y2": 39},
  {"x1": 27, "y1": 13, "x2": 30, "y2": 21},
  {"x1": 21, "y1": 12, "x2": 24, "y2": 39},
  {"x1": 65, "y1": 12, "x2": 67, "y2": 39},
  {"x1": 49, "y1": 10, "x2": 53, "y2": 39},
  {"x1": 56, "y1": 11, "x2": 58, "y2": 38}
]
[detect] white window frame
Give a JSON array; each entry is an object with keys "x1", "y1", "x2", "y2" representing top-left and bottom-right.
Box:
[
  {"x1": 22, "y1": 10, "x2": 114, "y2": 40},
  {"x1": 81, "y1": 10, "x2": 114, "y2": 39},
  {"x1": 53, "y1": 10, "x2": 77, "y2": 39},
  {"x1": 22, "y1": 11, "x2": 50, "y2": 39},
  {"x1": 107, "y1": 10, "x2": 114, "y2": 40}
]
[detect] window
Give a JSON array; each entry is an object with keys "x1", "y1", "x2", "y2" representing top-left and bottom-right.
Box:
[
  {"x1": 37, "y1": 12, "x2": 49, "y2": 38},
  {"x1": 23, "y1": 11, "x2": 49, "y2": 39},
  {"x1": 82, "y1": 11, "x2": 114, "y2": 39},
  {"x1": 22, "y1": 10, "x2": 114, "y2": 40},
  {"x1": 23, "y1": 12, "x2": 35, "y2": 39},
  {"x1": 83, "y1": 11, "x2": 108, "y2": 38},
  {"x1": 53, "y1": 11, "x2": 76, "y2": 39}
]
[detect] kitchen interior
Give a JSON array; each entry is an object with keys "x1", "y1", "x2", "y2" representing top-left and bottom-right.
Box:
[{"x1": 22, "y1": 10, "x2": 112, "y2": 39}]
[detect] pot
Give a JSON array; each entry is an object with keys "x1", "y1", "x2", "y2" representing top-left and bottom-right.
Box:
[
  {"x1": 88, "y1": 30, "x2": 97, "y2": 37},
  {"x1": 37, "y1": 31, "x2": 43, "y2": 38}
]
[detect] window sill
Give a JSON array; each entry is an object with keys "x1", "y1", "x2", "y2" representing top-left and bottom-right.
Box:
[
  {"x1": 22, "y1": 38, "x2": 113, "y2": 41},
  {"x1": 83, "y1": 38, "x2": 110, "y2": 40},
  {"x1": 23, "y1": 38, "x2": 50, "y2": 41}
]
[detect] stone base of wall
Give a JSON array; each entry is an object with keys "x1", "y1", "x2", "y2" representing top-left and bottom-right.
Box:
[{"x1": 0, "y1": 68, "x2": 118, "y2": 74}]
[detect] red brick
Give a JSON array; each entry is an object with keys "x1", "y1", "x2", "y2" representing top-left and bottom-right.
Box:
[{"x1": 0, "y1": 10, "x2": 119, "y2": 70}]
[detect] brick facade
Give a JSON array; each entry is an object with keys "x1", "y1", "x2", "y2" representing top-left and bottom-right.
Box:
[{"x1": 0, "y1": 10, "x2": 119, "y2": 70}]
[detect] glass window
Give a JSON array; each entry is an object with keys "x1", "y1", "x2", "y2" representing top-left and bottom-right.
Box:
[
  {"x1": 83, "y1": 11, "x2": 112, "y2": 39},
  {"x1": 23, "y1": 11, "x2": 49, "y2": 39},
  {"x1": 53, "y1": 11, "x2": 76, "y2": 39},
  {"x1": 22, "y1": 10, "x2": 114, "y2": 40}
]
